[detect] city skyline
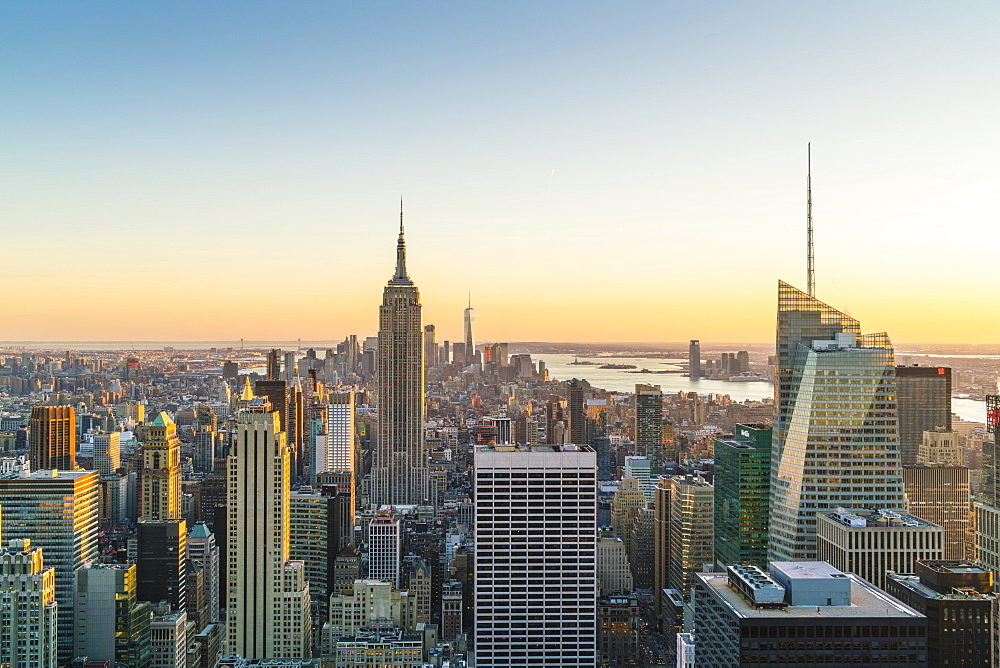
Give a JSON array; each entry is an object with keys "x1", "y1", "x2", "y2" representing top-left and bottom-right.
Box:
[{"x1": 4, "y1": 3, "x2": 1000, "y2": 343}]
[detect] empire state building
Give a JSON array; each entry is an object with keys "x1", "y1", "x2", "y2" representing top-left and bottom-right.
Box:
[{"x1": 373, "y1": 203, "x2": 429, "y2": 506}]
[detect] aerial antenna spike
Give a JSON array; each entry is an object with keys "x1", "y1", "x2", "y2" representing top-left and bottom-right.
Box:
[
  {"x1": 400, "y1": 196, "x2": 404, "y2": 234},
  {"x1": 807, "y1": 143, "x2": 815, "y2": 297}
]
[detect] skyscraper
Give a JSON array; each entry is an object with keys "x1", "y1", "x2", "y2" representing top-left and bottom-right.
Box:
[
  {"x1": 896, "y1": 365, "x2": 952, "y2": 464},
  {"x1": 634, "y1": 384, "x2": 663, "y2": 468},
  {"x1": 136, "y1": 519, "x2": 187, "y2": 611},
  {"x1": 187, "y1": 522, "x2": 220, "y2": 625},
  {"x1": 688, "y1": 340, "x2": 701, "y2": 380},
  {"x1": 567, "y1": 378, "x2": 587, "y2": 445},
  {"x1": 92, "y1": 432, "x2": 121, "y2": 476},
  {"x1": 424, "y1": 324, "x2": 438, "y2": 367},
  {"x1": 141, "y1": 412, "x2": 181, "y2": 521},
  {"x1": 267, "y1": 348, "x2": 281, "y2": 381},
  {"x1": 373, "y1": 205, "x2": 429, "y2": 506},
  {"x1": 0, "y1": 469, "x2": 100, "y2": 662},
  {"x1": 713, "y1": 424, "x2": 771, "y2": 569},
  {"x1": 769, "y1": 281, "x2": 905, "y2": 561},
  {"x1": 73, "y1": 563, "x2": 152, "y2": 667},
  {"x1": 0, "y1": 539, "x2": 58, "y2": 668},
  {"x1": 464, "y1": 296, "x2": 475, "y2": 364},
  {"x1": 367, "y1": 510, "x2": 402, "y2": 587},
  {"x1": 29, "y1": 405, "x2": 76, "y2": 470},
  {"x1": 226, "y1": 398, "x2": 311, "y2": 658},
  {"x1": 474, "y1": 444, "x2": 598, "y2": 668}
]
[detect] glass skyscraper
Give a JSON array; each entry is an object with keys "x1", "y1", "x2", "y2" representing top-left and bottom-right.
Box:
[
  {"x1": 713, "y1": 423, "x2": 771, "y2": 569},
  {"x1": 769, "y1": 281, "x2": 904, "y2": 561}
]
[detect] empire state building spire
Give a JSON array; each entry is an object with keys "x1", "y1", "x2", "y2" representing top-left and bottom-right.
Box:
[{"x1": 392, "y1": 197, "x2": 411, "y2": 285}]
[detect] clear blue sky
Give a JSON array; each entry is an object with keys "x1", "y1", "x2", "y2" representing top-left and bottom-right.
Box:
[{"x1": 4, "y1": 2, "x2": 999, "y2": 342}]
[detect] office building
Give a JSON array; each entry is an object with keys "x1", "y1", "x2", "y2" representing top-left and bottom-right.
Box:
[
  {"x1": 73, "y1": 563, "x2": 152, "y2": 668},
  {"x1": 150, "y1": 605, "x2": 187, "y2": 668},
  {"x1": 187, "y1": 522, "x2": 220, "y2": 625},
  {"x1": 226, "y1": 398, "x2": 311, "y2": 659},
  {"x1": 567, "y1": 379, "x2": 587, "y2": 445},
  {"x1": 368, "y1": 510, "x2": 401, "y2": 587},
  {"x1": 653, "y1": 476, "x2": 671, "y2": 614},
  {"x1": 328, "y1": 629, "x2": 422, "y2": 667},
  {"x1": 688, "y1": 340, "x2": 701, "y2": 380},
  {"x1": 141, "y1": 412, "x2": 181, "y2": 521},
  {"x1": 92, "y1": 431, "x2": 121, "y2": 476},
  {"x1": 623, "y1": 455, "x2": 653, "y2": 501},
  {"x1": 692, "y1": 562, "x2": 927, "y2": 667},
  {"x1": 770, "y1": 281, "x2": 905, "y2": 561},
  {"x1": 713, "y1": 424, "x2": 771, "y2": 569},
  {"x1": 634, "y1": 384, "x2": 663, "y2": 469},
  {"x1": 372, "y1": 209, "x2": 429, "y2": 506},
  {"x1": 267, "y1": 349, "x2": 281, "y2": 381},
  {"x1": 464, "y1": 298, "x2": 475, "y2": 363},
  {"x1": 474, "y1": 444, "x2": 598, "y2": 667},
  {"x1": 423, "y1": 324, "x2": 437, "y2": 367},
  {"x1": 441, "y1": 579, "x2": 463, "y2": 641},
  {"x1": 976, "y1": 395, "x2": 1000, "y2": 573},
  {"x1": 903, "y1": 464, "x2": 971, "y2": 560},
  {"x1": 885, "y1": 560, "x2": 995, "y2": 668},
  {"x1": 668, "y1": 475, "x2": 714, "y2": 597},
  {"x1": 284, "y1": 351, "x2": 297, "y2": 384},
  {"x1": 323, "y1": 579, "x2": 417, "y2": 645},
  {"x1": 290, "y1": 488, "x2": 350, "y2": 603},
  {"x1": 610, "y1": 477, "x2": 645, "y2": 539},
  {"x1": 597, "y1": 536, "x2": 633, "y2": 596},
  {"x1": 322, "y1": 392, "x2": 357, "y2": 510},
  {"x1": 598, "y1": 594, "x2": 640, "y2": 667},
  {"x1": 29, "y1": 405, "x2": 76, "y2": 470},
  {"x1": 136, "y1": 519, "x2": 187, "y2": 611},
  {"x1": 815, "y1": 509, "x2": 943, "y2": 590},
  {"x1": 917, "y1": 427, "x2": 961, "y2": 466},
  {"x1": 0, "y1": 468, "x2": 99, "y2": 662},
  {"x1": 897, "y1": 365, "x2": 951, "y2": 464},
  {"x1": 0, "y1": 539, "x2": 58, "y2": 668}
]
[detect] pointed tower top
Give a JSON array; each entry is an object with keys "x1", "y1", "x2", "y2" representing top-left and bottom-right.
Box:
[
  {"x1": 467, "y1": 290, "x2": 472, "y2": 310},
  {"x1": 391, "y1": 198, "x2": 412, "y2": 285},
  {"x1": 807, "y1": 143, "x2": 815, "y2": 297},
  {"x1": 240, "y1": 376, "x2": 255, "y2": 402}
]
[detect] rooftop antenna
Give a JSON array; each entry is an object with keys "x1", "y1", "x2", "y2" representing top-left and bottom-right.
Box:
[{"x1": 807, "y1": 143, "x2": 815, "y2": 297}]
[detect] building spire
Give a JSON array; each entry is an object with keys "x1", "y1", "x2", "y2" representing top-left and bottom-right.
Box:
[
  {"x1": 467, "y1": 290, "x2": 472, "y2": 309},
  {"x1": 807, "y1": 143, "x2": 815, "y2": 297},
  {"x1": 393, "y1": 197, "x2": 409, "y2": 282}
]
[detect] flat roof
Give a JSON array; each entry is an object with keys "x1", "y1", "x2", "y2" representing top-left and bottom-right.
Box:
[
  {"x1": 820, "y1": 509, "x2": 937, "y2": 529},
  {"x1": 697, "y1": 572, "x2": 924, "y2": 620}
]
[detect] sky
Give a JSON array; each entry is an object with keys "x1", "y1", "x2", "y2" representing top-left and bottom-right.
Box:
[{"x1": 3, "y1": 2, "x2": 1000, "y2": 344}]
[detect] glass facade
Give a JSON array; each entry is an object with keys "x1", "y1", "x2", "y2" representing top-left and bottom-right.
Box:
[
  {"x1": 770, "y1": 281, "x2": 904, "y2": 561},
  {"x1": 713, "y1": 424, "x2": 771, "y2": 569}
]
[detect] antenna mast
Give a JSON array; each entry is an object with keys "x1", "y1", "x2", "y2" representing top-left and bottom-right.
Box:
[{"x1": 807, "y1": 143, "x2": 815, "y2": 297}]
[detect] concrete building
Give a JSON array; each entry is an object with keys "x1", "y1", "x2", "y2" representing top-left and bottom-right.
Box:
[
  {"x1": 917, "y1": 426, "x2": 961, "y2": 466},
  {"x1": 0, "y1": 539, "x2": 58, "y2": 668},
  {"x1": 29, "y1": 405, "x2": 76, "y2": 470},
  {"x1": 0, "y1": 468, "x2": 100, "y2": 663},
  {"x1": 142, "y1": 412, "x2": 182, "y2": 521},
  {"x1": 688, "y1": 340, "x2": 701, "y2": 380},
  {"x1": 815, "y1": 509, "x2": 944, "y2": 590},
  {"x1": 610, "y1": 477, "x2": 645, "y2": 539},
  {"x1": 150, "y1": 605, "x2": 187, "y2": 668},
  {"x1": 92, "y1": 431, "x2": 121, "y2": 476},
  {"x1": 903, "y1": 464, "x2": 971, "y2": 560},
  {"x1": 372, "y1": 211, "x2": 429, "y2": 506},
  {"x1": 368, "y1": 510, "x2": 401, "y2": 587},
  {"x1": 653, "y1": 476, "x2": 671, "y2": 614},
  {"x1": 598, "y1": 594, "x2": 640, "y2": 667},
  {"x1": 322, "y1": 393, "x2": 357, "y2": 510},
  {"x1": 474, "y1": 444, "x2": 598, "y2": 667},
  {"x1": 226, "y1": 398, "x2": 311, "y2": 659},
  {"x1": 692, "y1": 562, "x2": 927, "y2": 667},
  {"x1": 290, "y1": 487, "x2": 350, "y2": 605},
  {"x1": 885, "y1": 560, "x2": 995, "y2": 668},
  {"x1": 329, "y1": 628, "x2": 423, "y2": 667},
  {"x1": 136, "y1": 519, "x2": 187, "y2": 610},
  {"x1": 634, "y1": 384, "x2": 663, "y2": 468},
  {"x1": 186, "y1": 522, "x2": 220, "y2": 624},
  {"x1": 623, "y1": 455, "x2": 653, "y2": 501},
  {"x1": 597, "y1": 536, "x2": 633, "y2": 596},
  {"x1": 324, "y1": 579, "x2": 416, "y2": 640}
]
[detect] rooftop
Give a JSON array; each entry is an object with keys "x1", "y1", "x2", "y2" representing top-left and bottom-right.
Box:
[{"x1": 820, "y1": 508, "x2": 936, "y2": 529}]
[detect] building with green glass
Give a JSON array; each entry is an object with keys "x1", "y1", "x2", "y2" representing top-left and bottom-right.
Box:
[
  {"x1": 714, "y1": 423, "x2": 771, "y2": 569},
  {"x1": 769, "y1": 281, "x2": 905, "y2": 561}
]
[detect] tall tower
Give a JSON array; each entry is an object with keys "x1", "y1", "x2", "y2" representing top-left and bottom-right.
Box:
[
  {"x1": 141, "y1": 412, "x2": 181, "y2": 520},
  {"x1": 769, "y1": 281, "x2": 904, "y2": 561},
  {"x1": 0, "y1": 539, "x2": 58, "y2": 668},
  {"x1": 424, "y1": 324, "x2": 438, "y2": 368},
  {"x1": 226, "y1": 398, "x2": 311, "y2": 658},
  {"x1": 688, "y1": 340, "x2": 701, "y2": 380},
  {"x1": 373, "y1": 202, "x2": 429, "y2": 506},
  {"x1": 29, "y1": 405, "x2": 76, "y2": 470},
  {"x1": 464, "y1": 294, "x2": 475, "y2": 362},
  {"x1": 634, "y1": 384, "x2": 663, "y2": 468}
]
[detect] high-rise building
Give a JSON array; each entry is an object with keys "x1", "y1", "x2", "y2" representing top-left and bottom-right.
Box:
[
  {"x1": 322, "y1": 393, "x2": 357, "y2": 513},
  {"x1": 713, "y1": 424, "x2": 771, "y2": 569},
  {"x1": 423, "y1": 325, "x2": 437, "y2": 367},
  {"x1": 653, "y1": 476, "x2": 671, "y2": 614},
  {"x1": 903, "y1": 464, "x2": 971, "y2": 560},
  {"x1": 917, "y1": 427, "x2": 961, "y2": 465},
  {"x1": 284, "y1": 351, "x2": 297, "y2": 384},
  {"x1": 770, "y1": 281, "x2": 905, "y2": 561},
  {"x1": 976, "y1": 395, "x2": 1000, "y2": 572},
  {"x1": 598, "y1": 536, "x2": 634, "y2": 596},
  {"x1": 136, "y1": 519, "x2": 187, "y2": 611},
  {"x1": 290, "y1": 488, "x2": 349, "y2": 604},
  {"x1": 73, "y1": 563, "x2": 152, "y2": 667},
  {"x1": 815, "y1": 509, "x2": 944, "y2": 590},
  {"x1": 474, "y1": 444, "x2": 598, "y2": 668},
  {"x1": 634, "y1": 384, "x2": 663, "y2": 469},
  {"x1": 373, "y1": 209, "x2": 429, "y2": 506},
  {"x1": 668, "y1": 475, "x2": 714, "y2": 598},
  {"x1": 142, "y1": 412, "x2": 181, "y2": 521},
  {"x1": 368, "y1": 510, "x2": 402, "y2": 587},
  {"x1": 187, "y1": 522, "x2": 220, "y2": 625},
  {"x1": 692, "y1": 562, "x2": 927, "y2": 667},
  {"x1": 0, "y1": 468, "x2": 99, "y2": 662},
  {"x1": 0, "y1": 539, "x2": 58, "y2": 668},
  {"x1": 226, "y1": 398, "x2": 311, "y2": 659},
  {"x1": 896, "y1": 365, "x2": 952, "y2": 464},
  {"x1": 150, "y1": 606, "x2": 187, "y2": 668},
  {"x1": 29, "y1": 405, "x2": 76, "y2": 470},
  {"x1": 688, "y1": 340, "x2": 701, "y2": 380},
  {"x1": 464, "y1": 298, "x2": 475, "y2": 364},
  {"x1": 567, "y1": 379, "x2": 587, "y2": 445},
  {"x1": 885, "y1": 560, "x2": 995, "y2": 668},
  {"x1": 92, "y1": 431, "x2": 121, "y2": 476},
  {"x1": 267, "y1": 348, "x2": 281, "y2": 381}
]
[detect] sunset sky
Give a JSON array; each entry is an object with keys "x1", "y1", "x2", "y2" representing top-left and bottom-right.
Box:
[{"x1": 4, "y1": 2, "x2": 1000, "y2": 344}]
